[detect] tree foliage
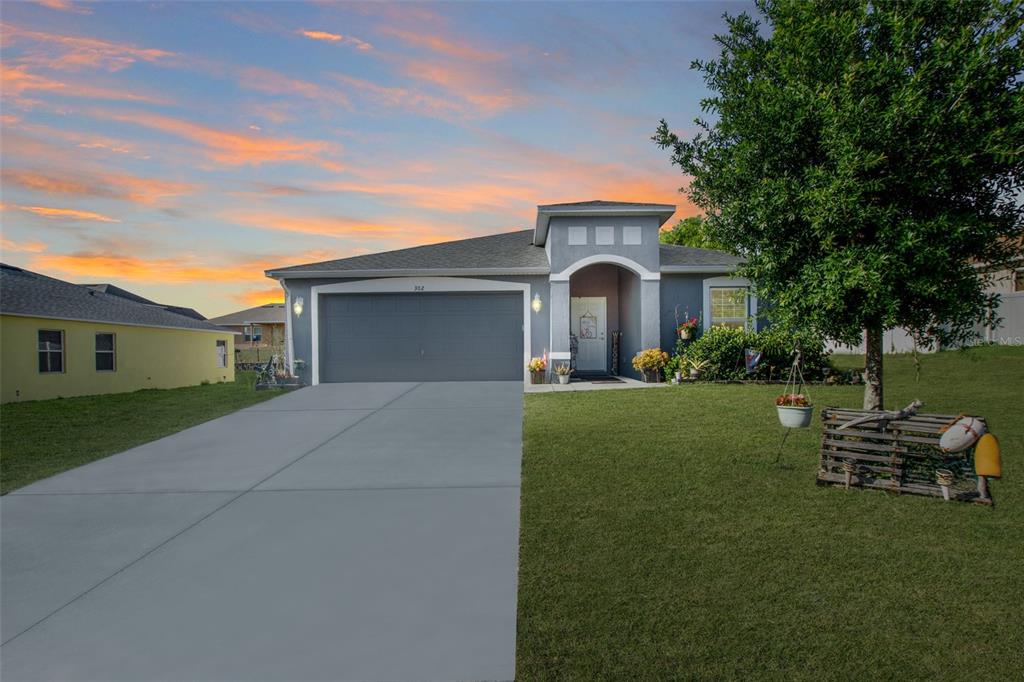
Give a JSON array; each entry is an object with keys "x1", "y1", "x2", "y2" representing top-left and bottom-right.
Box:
[
  {"x1": 655, "y1": 0, "x2": 1024, "y2": 352},
  {"x1": 659, "y1": 215, "x2": 729, "y2": 250}
]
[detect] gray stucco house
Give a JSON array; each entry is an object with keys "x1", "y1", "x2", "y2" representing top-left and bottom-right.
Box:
[{"x1": 266, "y1": 200, "x2": 756, "y2": 384}]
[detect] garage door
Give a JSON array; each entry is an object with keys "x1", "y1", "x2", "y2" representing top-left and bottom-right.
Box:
[{"x1": 319, "y1": 292, "x2": 524, "y2": 382}]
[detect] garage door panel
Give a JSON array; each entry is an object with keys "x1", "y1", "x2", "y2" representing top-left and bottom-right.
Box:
[{"x1": 320, "y1": 292, "x2": 523, "y2": 382}]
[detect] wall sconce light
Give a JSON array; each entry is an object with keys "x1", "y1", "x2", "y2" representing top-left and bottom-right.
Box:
[
  {"x1": 292, "y1": 296, "x2": 304, "y2": 317},
  {"x1": 531, "y1": 293, "x2": 543, "y2": 313}
]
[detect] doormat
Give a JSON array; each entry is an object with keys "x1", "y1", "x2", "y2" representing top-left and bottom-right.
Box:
[{"x1": 584, "y1": 375, "x2": 624, "y2": 384}]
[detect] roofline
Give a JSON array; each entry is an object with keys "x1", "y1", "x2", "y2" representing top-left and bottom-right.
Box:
[
  {"x1": 0, "y1": 312, "x2": 231, "y2": 334},
  {"x1": 660, "y1": 265, "x2": 740, "y2": 274},
  {"x1": 266, "y1": 266, "x2": 551, "y2": 279},
  {"x1": 534, "y1": 204, "x2": 677, "y2": 246}
]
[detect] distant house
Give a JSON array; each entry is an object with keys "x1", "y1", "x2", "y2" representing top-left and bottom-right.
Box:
[
  {"x1": 208, "y1": 304, "x2": 286, "y2": 349},
  {"x1": 0, "y1": 264, "x2": 235, "y2": 403}
]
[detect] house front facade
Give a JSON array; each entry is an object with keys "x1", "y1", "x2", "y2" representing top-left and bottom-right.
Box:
[
  {"x1": 0, "y1": 264, "x2": 235, "y2": 403},
  {"x1": 208, "y1": 304, "x2": 287, "y2": 349},
  {"x1": 267, "y1": 201, "x2": 757, "y2": 384}
]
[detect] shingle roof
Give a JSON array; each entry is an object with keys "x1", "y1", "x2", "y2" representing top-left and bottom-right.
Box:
[
  {"x1": 267, "y1": 230, "x2": 743, "y2": 277},
  {"x1": 267, "y1": 229, "x2": 549, "y2": 276},
  {"x1": 0, "y1": 264, "x2": 226, "y2": 332},
  {"x1": 81, "y1": 283, "x2": 207, "y2": 320},
  {"x1": 659, "y1": 244, "x2": 744, "y2": 268},
  {"x1": 208, "y1": 304, "x2": 286, "y2": 326},
  {"x1": 538, "y1": 199, "x2": 676, "y2": 209}
]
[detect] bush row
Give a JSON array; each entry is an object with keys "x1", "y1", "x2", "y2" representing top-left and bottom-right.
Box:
[{"x1": 676, "y1": 326, "x2": 831, "y2": 381}]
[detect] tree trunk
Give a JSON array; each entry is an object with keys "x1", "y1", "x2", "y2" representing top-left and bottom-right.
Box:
[{"x1": 863, "y1": 325, "x2": 883, "y2": 411}]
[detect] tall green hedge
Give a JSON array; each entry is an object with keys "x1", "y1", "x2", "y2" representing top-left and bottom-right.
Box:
[{"x1": 682, "y1": 326, "x2": 831, "y2": 381}]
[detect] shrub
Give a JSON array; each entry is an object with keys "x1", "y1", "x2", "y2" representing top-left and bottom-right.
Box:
[
  {"x1": 632, "y1": 348, "x2": 669, "y2": 372},
  {"x1": 684, "y1": 326, "x2": 831, "y2": 381}
]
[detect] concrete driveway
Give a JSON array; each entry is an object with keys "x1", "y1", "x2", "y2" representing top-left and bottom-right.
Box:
[{"x1": 1, "y1": 382, "x2": 523, "y2": 682}]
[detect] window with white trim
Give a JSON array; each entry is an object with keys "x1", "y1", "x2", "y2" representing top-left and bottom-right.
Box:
[
  {"x1": 38, "y1": 329, "x2": 65, "y2": 373},
  {"x1": 251, "y1": 324, "x2": 262, "y2": 342},
  {"x1": 95, "y1": 332, "x2": 116, "y2": 372},
  {"x1": 216, "y1": 340, "x2": 228, "y2": 368},
  {"x1": 709, "y1": 287, "x2": 749, "y2": 329}
]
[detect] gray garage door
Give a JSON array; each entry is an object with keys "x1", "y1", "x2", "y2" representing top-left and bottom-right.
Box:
[{"x1": 320, "y1": 292, "x2": 523, "y2": 382}]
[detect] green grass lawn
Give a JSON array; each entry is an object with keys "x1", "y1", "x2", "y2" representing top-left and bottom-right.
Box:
[
  {"x1": 518, "y1": 345, "x2": 1023, "y2": 680},
  {"x1": 0, "y1": 372, "x2": 277, "y2": 494}
]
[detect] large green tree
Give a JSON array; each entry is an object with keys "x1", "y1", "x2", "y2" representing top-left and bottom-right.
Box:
[{"x1": 655, "y1": 0, "x2": 1023, "y2": 409}]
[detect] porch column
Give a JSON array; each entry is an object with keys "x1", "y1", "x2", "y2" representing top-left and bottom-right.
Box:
[
  {"x1": 548, "y1": 279, "x2": 571, "y2": 362},
  {"x1": 640, "y1": 278, "x2": 661, "y2": 350}
]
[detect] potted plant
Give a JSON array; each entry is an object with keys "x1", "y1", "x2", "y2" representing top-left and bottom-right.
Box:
[
  {"x1": 776, "y1": 393, "x2": 813, "y2": 428},
  {"x1": 528, "y1": 357, "x2": 547, "y2": 384},
  {"x1": 632, "y1": 348, "x2": 669, "y2": 383},
  {"x1": 292, "y1": 358, "x2": 306, "y2": 373},
  {"x1": 688, "y1": 357, "x2": 710, "y2": 380},
  {"x1": 664, "y1": 353, "x2": 685, "y2": 383},
  {"x1": 553, "y1": 363, "x2": 572, "y2": 385},
  {"x1": 677, "y1": 316, "x2": 699, "y2": 341}
]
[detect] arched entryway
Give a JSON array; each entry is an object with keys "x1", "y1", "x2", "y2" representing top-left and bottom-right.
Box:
[{"x1": 567, "y1": 263, "x2": 641, "y2": 376}]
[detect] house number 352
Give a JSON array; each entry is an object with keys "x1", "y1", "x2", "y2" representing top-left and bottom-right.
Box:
[{"x1": 413, "y1": 285, "x2": 425, "y2": 291}]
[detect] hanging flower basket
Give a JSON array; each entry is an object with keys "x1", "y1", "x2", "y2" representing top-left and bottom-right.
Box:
[
  {"x1": 776, "y1": 348, "x2": 813, "y2": 429},
  {"x1": 678, "y1": 328, "x2": 691, "y2": 341},
  {"x1": 777, "y1": 403, "x2": 813, "y2": 428}
]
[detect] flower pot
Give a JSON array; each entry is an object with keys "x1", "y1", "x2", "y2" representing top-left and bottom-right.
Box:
[
  {"x1": 678, "y1": 329, "x2": 691, "y2": 341},
  {"x1": 530, "y1": 371, "x2": 546, "y2": 385},
  {"x1": 642, "y1": 369, "x2": 661, "y2": 383},
  {"x1": 777, "y1": 405, "x2": 813, "y2": 428},
  {"x1": 689, "y1": 369, "x2": 700, "y2": 379},
  {"x1": 674, "y1": 371, "x2": 683, "y2": 383},
  {"x1": 556, "y1": 374, "x2": 570, "y2": 385}
]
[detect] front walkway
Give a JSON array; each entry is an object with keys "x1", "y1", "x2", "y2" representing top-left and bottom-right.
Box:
[
  {"x1": 525, "y1": 376, "x2": 670, "y2": 393},
  {"x1": 1, "y1": 382, "x2": 522, "y2": 682}
]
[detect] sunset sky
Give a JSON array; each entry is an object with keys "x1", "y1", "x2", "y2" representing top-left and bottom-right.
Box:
[{"x1": 1, "y1": 0, "x2": 747, "y2": 317}]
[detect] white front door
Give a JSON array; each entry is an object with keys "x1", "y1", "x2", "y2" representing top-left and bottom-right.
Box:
[{"x1": 570, "y1": 297, "x2": 607, "y2": 372}]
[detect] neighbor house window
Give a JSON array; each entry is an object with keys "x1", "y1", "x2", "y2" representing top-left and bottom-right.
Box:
[
  {"x1": 1015, "y1": 269, "x2": 1023, "y2": 292},
  {"x1": 243, "y1": 325, "x2": 252, "y2": 342},
  {"x1": 38, "y1": 329, "x2": 64, "y2": 373},
  {"x1": 216, "y1": 340, "x2": 228, "y2": 368},
  {"x1": 709, "y1": 287, "x2": 749, "y2": 329},
  {"x1": 251, "y1": 324, "x2": 262, "y2": 342},
  {"x1": 95, "y1": 333, "x2": 116, "y2": 372}
]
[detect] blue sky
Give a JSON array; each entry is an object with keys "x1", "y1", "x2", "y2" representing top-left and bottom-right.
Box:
[{"x1": 1, "y1": 0, "x2": 751, "y2": 316}]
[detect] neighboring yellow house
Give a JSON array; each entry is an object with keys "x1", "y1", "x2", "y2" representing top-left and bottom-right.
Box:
[{"x1": 1, "y1": 264, "x2": 235, "y2": 403}]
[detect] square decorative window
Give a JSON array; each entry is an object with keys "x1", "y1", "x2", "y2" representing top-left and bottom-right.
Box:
[
  {"x1": 595, "y1": 225, "x2": 615, "y2": 245},
  {"x1": 710, "y1": 287, "x2": 749, "y2": 329},
  {"x1": 251, "y1": 324, "x2": 262, "y2": 342},
  {"x1": 38, "y1": 329, "x2": 64, "y2": 373},
  {"x1": 216, "y1": 340, "x2": 228, "y2": 368},
  {"x1": 623, "y1": 225, "x2": 643, "y2": 245},
  {"x1": 95, "y1": 332, "x2": 116, "y2": 372},
  {"x1": 568, "y1": 226, "x2": 588, "y2": 245}
]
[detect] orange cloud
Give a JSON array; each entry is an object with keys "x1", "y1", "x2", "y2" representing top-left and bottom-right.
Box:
[
  {"x1": 1, "y1": 237, "x2": 48, "y2": 253},
  {"x1": 28, "y1": 249, "x2": 337, "y2": 287},
  {"x1": 233, "y1": 286, "x2": 285, "y2": 306},
  {"x1": 2, "y1": 24, "x2": 175, "y2": 72},
  {"x1": 236, "y1": 67, "x2": 352, "y2": 111},
  {"x1": 0, "y1": 64, "x2": 168, "y2": 104},
  {"x1": 2, "y1": 168, "x2": 195, "y2": 205},
  {"x1": 298, "y1": 29, "x2": 372, "y2": 50},
  {"x1": 223, "y1": 210, "x2": 467, "y2": 246},
  {"x1": 331, "y1": 73, "x2": 465, "y2": 118},
  {"x1": 378, "y1": 27, "x2": 500, "y2": 62},
  {"x1": 96, "y1": 110, "x2": 343, "y2": 170},
  {"x1": 35, "y1": 0, "x2": 92, "y2": 14},
  {"x1": 16, "y1": 205, "x2": 120, "y2": 222},
  {"x1": 396, "y1": 60, "x2": 528, "y2": 115}
]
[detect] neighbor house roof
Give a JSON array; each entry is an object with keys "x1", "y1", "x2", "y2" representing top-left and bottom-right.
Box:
[
  {"x1": 268, "y1": 228, "x2": 741, "y2": 278},
  {"x1": 82, "y1": 283, "x2": 207, "y2": 320},
  {"x1": 266, "y1": 230, "x2": 550, "y2": 278},
  {"x1": 534, "y1": 200, "x2": 677, "y2": 246},
  {"x1": 0, "y1": 264, "x2": 226, "y2": 333},
  {"x1": 207, "y1": 304, "x2": 286, "y2": 326}
]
